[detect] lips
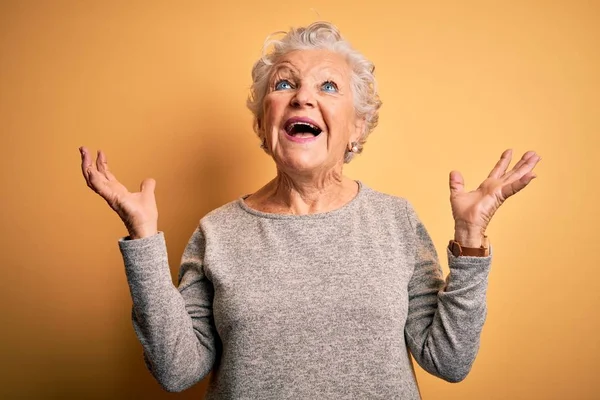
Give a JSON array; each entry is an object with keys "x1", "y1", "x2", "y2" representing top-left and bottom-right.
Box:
[{"x1": 283, "y1": 117, "x2": 324, "y2": 137}]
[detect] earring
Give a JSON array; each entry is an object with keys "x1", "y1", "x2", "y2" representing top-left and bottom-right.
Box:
[{"x1": 350, "y1": 141, "x2": 359, "y2": 153}]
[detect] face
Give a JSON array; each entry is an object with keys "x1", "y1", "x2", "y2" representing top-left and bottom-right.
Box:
[{"x1": 260, "y1": 49, "x2": 365, "y2": 176}]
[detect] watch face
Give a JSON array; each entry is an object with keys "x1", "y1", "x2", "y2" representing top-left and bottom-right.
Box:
[{"x1": 449, "y1": 241, "x2": 461, "y2": 257}]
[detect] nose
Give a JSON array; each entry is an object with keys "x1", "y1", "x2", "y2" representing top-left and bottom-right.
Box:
[{"x1": 290, "y1": 86, "x2": 315, "y2": 108}]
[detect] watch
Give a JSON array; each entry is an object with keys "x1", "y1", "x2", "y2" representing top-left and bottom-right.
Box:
[{"x1": 448, "y1": 236, "x2": 490, "y2": 257}]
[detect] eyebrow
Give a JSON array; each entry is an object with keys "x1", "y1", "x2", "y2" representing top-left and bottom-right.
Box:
[
  {"x1": 271, "y1": 63, "x2": 345, "y2": 82},
  {"x1": 270, "y1": 62, "x2": 299, "y2": 79}
]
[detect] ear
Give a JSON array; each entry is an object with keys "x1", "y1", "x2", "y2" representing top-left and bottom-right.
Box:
[{"x1": 352, "y1": 116, "x2": 366, "y2": 143}]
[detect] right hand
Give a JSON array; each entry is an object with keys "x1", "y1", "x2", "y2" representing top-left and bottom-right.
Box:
[{"x1": 79, "y1": 146, "x2": 158, "y2": 239}]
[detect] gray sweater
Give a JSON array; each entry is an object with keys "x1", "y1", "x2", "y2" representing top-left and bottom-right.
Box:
[{"x1": 119, "y1": 183, "x2": 492, "y2": 399}]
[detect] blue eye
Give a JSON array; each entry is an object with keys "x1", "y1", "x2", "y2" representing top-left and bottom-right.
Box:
[
  {"x1": 321, "y1": 81, "x2": 338, "y2": 93},
  {"x1": 275, "y1": 80, "x2": 293, "y2": 91}
]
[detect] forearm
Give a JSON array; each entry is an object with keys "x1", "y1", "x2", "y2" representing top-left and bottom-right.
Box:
[
  {"x1": 406, "y1": 250, "x2": 492, "y2": 382},
  {"x1": 119, "y1": 233, "x2": 214, "y2": 392}
]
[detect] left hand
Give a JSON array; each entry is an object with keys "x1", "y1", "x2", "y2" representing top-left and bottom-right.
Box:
[{"x1": 449, "y1": 149, "x2": 541, "y2": 247}]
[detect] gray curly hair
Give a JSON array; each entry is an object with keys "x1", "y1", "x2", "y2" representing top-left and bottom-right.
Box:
[{"x1": 246, "y1": 21, "x2": 382, "y2": 163}]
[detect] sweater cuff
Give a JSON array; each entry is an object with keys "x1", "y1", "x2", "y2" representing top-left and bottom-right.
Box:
[
  {"x1": 118, "y1": 232, "x2": 171, "y2": 284},
  {"x1": 445, "y1": 247, "x2": 492, "y2": 287}
]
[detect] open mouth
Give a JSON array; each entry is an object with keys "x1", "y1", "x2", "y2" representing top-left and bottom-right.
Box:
[{"x1": 285, "y1": 121, "x2": 323, "y2": 138}]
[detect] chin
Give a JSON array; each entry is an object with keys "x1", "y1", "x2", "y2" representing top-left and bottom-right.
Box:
[{"x1": 277, "y1": 152, "x2": 327, "y2": 174}]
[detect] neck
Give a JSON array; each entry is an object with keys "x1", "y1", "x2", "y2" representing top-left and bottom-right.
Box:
[{"x1": 248, "y1": 168, "x2": 359, "y2": 215}]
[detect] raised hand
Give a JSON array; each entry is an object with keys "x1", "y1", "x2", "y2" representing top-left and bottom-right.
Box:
[
  {"x1": 79, "y1": 147, "x2": 158, "y2": 239},
  {"x1": 449, "y1": 149, "x2": 541, "y2": 247}
]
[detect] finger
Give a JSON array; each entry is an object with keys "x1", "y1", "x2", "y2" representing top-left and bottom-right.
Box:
[
  {"x1": 140, "y1": 178, "x2": 156, "y2": 194},
  {"x1": 80, "y1": 147, "x2": 109, "y2": 194},
  {"x1": 505, "y1": 153, "x2": 541, "y2": 182},
  {"x1": 449, "y1": 170, "x2": 465, "y2": 196},
  {"x1": 96, "y1": 149, "x2": 120, "y2": 182},
  {"x1": 96, "y1": 150, "x2": 109, "y2": 175},
  {"x1": 79, "y1": 146, "x2": 96, "y2": 185},
  {"x1": 505, "y1": 151, "x2": 537, "y2": 178},
  {"x1": 488, "y1": 149, "x2": 513, "y2": 179},
  {"x1": 501, "y1": 171, "x2": 537, "y2": 199}
]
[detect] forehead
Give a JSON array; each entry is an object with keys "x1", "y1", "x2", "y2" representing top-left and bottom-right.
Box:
[{"x1": 272, "y1": 49, "x2": 351, "y2": 79}]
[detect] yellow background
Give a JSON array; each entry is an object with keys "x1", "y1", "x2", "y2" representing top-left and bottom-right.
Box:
[{"x1": 1, "y1": 1, "x2": 598, "y2": 399}]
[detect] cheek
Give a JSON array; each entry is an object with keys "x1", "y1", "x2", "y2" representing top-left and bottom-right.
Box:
[
  {"x1": 262, "y1": 99, "x2": 273, "y2": 126},
  {"x1": 263, "y1": 96, "x2": 286, "y2": 128},
  {"x1": 327, "y1": 103, "x2": 356, "y2": 137}
]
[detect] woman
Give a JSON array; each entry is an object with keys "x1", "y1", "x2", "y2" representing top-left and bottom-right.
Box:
[{"x1": 80, "y1": 22, "x2": 539, "y2": 399}]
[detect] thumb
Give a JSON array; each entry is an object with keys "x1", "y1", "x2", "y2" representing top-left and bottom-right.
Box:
[
  {"x1": 449, "y1": 170, "x2": 464, "y2": 196},
  {"x1": 140, "y1": 178, "x2": 156, "y2": 194}
]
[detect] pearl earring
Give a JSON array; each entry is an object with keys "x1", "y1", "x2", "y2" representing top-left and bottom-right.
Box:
[{"x1": 350, "y1": 142, "x2": 359, "y2": 153}]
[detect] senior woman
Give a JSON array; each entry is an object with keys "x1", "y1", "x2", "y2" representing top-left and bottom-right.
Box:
[{"x1": 80, "y1": 22, "x2": 539, "y2": 399}]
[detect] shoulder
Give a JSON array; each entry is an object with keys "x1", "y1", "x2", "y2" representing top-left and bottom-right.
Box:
[
  {"x1": 359, "y1": 184, "x2": 412, "y2": 214},
  {"x1": 198, "y1": 199, "x2": 245, "y2": 228},
  {"x1": 358, "y1": 184, "x2": 423, "y2": 232},
  {"x1": 180, "y1": 200, "x2": 243, "y2": 259},
  {"x1": 361, "y1": 185, "x2": 407, "y2": 206}
]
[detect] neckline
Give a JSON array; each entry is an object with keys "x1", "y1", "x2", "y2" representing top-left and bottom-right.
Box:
[{"x1": 237, "y1": 181, "x2": 365, "y2": 220}]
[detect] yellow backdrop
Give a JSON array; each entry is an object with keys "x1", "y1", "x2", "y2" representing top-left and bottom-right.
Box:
[{"x1": 1, "y1": 1, "x2": 598, "y2": 399}]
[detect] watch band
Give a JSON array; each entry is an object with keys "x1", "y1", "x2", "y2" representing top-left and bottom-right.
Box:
[{"x1": 448, "y1": 236, "x2": 490, "y2": 257}]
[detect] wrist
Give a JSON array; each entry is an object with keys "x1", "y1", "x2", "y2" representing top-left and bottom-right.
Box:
[
  {"x1": 454, "y1": 222, "x2": 486, "y2": 248},
  {"x1": 127, "y1": 223, "x2": 158, "y2": 240}
]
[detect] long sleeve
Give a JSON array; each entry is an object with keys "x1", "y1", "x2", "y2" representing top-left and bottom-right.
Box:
[
  {"x1": 114, "y1": 186, "x2": 491, "y2": 398},
  {"x1": 403, "y1": 201, "x2": 492, "y2": 383},
  {"x1": 118, "y1": 229, "x2": 217, "y2": 392}
]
